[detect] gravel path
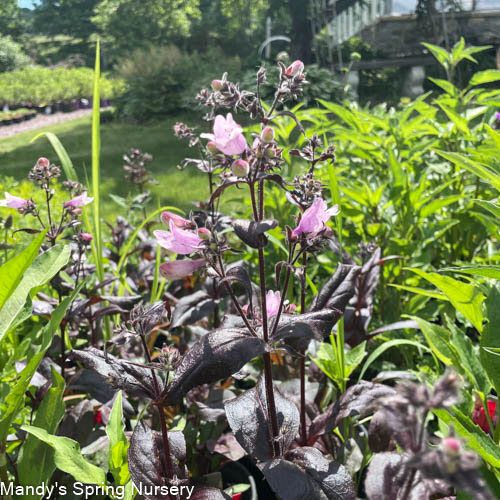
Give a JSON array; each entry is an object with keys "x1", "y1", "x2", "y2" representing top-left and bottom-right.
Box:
[{"x1": 0, "y1": 108, "x2": 93, "y2": 140}]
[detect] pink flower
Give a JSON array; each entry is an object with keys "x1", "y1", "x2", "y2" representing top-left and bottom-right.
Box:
[
  {"x1": 64, "y1": 192, "x2": 93, "y2": 208},
  {"x1": 154, "y1": 220, "x2": 202, "y2": 255},
  {"x1": 266, "y1": 290, "x2": 281, "y2": 319},
  {"x1": 161, "y1": 211, "x2": 190, "y2": 228},
  {"x1": 79, "y1": 232, "x2": 93, "y2": 242},
  {"x1": 0, "y1": 192, "x2": 29, "y2": 209},
  {"x1": 291, "y1": 198, "x2": 339, "y2": 238},
  {"x1": 285, "y1": 60, "x2": 304, "y2": 77},
  {"x1": 37, "y1": 157, "x2": 50, "y2": 168},
  {"x1": 201, "y1": 113, "x2": 248, "y2": 156},
  {"x1": 160, "y1": 258, "x2": 206, "y2": 280}
]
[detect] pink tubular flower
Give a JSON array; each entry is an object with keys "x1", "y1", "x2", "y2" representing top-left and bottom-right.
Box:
[
  {"x1": 161, "y1": 211, "x2": 190, "y2": 228},
  {"x1": 160, "y1": 258, "x2": 205, "y2": 280},
  {"x1": 200, "y1": 113, "x2": 248, "y2": 155},
  {"x1": 37, "y1": 157, "x2": 50, "y2": 168},
  {"x1": 79, "y1": 232, "x2": 93, "y2": 242},
  {"x1": 285, "y1": 60, "x2": 304, "y2": 77},
  {"x1": 63, "y1": 192, "x2": 94, "y2": 208},
  {"x1": 291, "y1": 197, "x2": 339, "y2": 238},
  {"x1": 154, "y1": 220, "x2": 202, "y2": 255},
  {"x1": 0, "y1": 192, "x2": 29, "y2": 209},
  {"x1": 266, "y1": 290, "x2": 281, "y2": 319}
]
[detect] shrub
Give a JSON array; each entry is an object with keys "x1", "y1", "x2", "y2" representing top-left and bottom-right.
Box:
[{"x1": 0, "y1": 35, "x2": 29, "y2": 73}]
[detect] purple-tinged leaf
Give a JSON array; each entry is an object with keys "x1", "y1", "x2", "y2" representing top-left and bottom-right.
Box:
[
  {"x1": 218, "y1": 265, "x2": 254, "y2": 312},
  {"x1": 170, "y1": 290, "x2": 218, "y2": 328},
  {"x1": 232, "y1": 219, "x2": 278, "y2": 248},
  {"x1": 99, "y1": 294, "x2": 143, "y2": 309},
  {"x1": 273, "y1": 309, "x2": 342, "y2": 351},
  {"x1": 208, "y1": 181, "x2": 246, "y2": 206},
  {"x1": 128, "y1": 420, "x2": 187, "y2": 500},
  {"x1": 368, "y1": 410, "x2": 394, "y2": 453},
  {"x1": 190, "y1": 488, "x2": 232, "y2": 500},
  {"x1": 70, "y1": 347, "x2": 156, "y2": 400},
  {"x1": 165, "y1": 329, "x2": 267, "y2": 404},
  {"x1": 308, "y1": 264, "x2": 361, "y2": 313},
  {"x1": 364, "y1": 452, "x2": 427, "y2": 500},
  {"x1": 225, "y1": 377, "x2": 299, "y2": 461},
  {"x1": 368, "y1": 320, "x2": 419, "y2": 338},
  {"x1": 258, "y1": 447, "x2": 355, "y2": 500},
  {"x1": 308, "y1": 382, "x2": 396, "y2": 444}
]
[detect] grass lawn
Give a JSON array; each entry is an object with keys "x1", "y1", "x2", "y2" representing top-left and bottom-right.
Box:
[{"x1": 0, "y1": 113, "x2": 212, "y2": 212}]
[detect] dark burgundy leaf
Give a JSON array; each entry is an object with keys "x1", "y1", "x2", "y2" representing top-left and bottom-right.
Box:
[
  {"x1": 13, "y1": 228, "x2": 42, "y2": 235},
  {"x1": 170, "y1": 291, "x2": 217, "y2": 328},
  {"x1": 99, "y1": 295, "x2": 143, "y2": 309},
  {"x1": 257, "y1": 173, "x2": 290, "y2": 192},
  {"x1": 128, "y1": 420, "x2": 187, "y2": 500},
  {"x1": 308, "y1": 264, "x2": 361, "y2": 313},
  {"x1": 359, "y1": 247, "x2": 382, "y2": 309},
  {"x1": 88, "y1": 277, "x2": 117, "y2": 295},
  {"x1": 258, "y1": 447, "x2": 355, "y2": 500},
  {"x1": 70, "y1": 347, "x2": 156, "y2": 400},
  {"x1": 208, "y1": 181, "x2": 246, "y2": 206},
  {"x1": 32, "y1": 300, "x2": 55, "y2": 316},
  {"x1": 92, "y1": 304, "x2": 127, "y2": 322},
  {"x1": 225, "y1": 377, "x2": 299, "y2": 461},
  {"x1": 308, "y1": 382, "x2": 396, "y2": 444},
  {"x1": 232, "y1": 219, "x2": 277, "y2": 248},
  {"x1": 365, "y1": 452, "x2": 427, "y2": 500},
  {"x1": 218, "y1": 265, "x2": 254, "y2": 312},
  {"x1": 368, "y1": 410, "x2": 393, "y2": 453},
  {"x1": 190, "y1": 488, "x2": 231, "y2": 500},
  {"x1": 165, "y1": 329, "x2": 267, "y2": 404},
  {"x1": 272, "y1": 309, "x2": 342, "y2": 350}
]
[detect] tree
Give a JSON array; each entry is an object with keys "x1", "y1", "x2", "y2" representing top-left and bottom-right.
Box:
[
  {"x1": 0, "y1": 0, "x2": 23, "y2": 37},
  {"x1": 92, "y1": 0, "x2": 201, "y2": 60}
]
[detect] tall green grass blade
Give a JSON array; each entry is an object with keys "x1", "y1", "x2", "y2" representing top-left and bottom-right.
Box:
[
  {"x1": 30, "y1": 132, "x2": 78, "y2": 182},
  {"x1": 92, "y1": 40, "x2": 104, "y2": 282}
]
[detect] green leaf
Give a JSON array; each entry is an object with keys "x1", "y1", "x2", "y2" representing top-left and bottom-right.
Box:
[
  {"x1": 358, "y1": 339, "x2": 432, "y2": 382},
  {"x1": 389, "y1": 284, "x2": 449, "y2": 301},
  {"x1": 106, "y1": 392, "x2": 130, "y2": 485},
  {"x1": 422, "y1": 42, "x2": 450, "y2": 68},
  {"x1": 485, "y1": 124, "x2": 500, "y2": 151},
  {"x1": 0, "y1": 245, "x2": 71, "y2": 343},
  {"x1": 30, "y1": 132, "x2": 78, "y2": 182},
  {"x1": 0, "y1": 286, "x2": 82, "y2": 442},
  {"x1": 20, "y1": 425, "x2": 106, "y2": 485},
  {"x1": 469, "y1": 70, "x2": 500, "y2": 87},
  {"x1": 474, "y1": 200, "x2": 500, "y2": 220},
  {"x1": 344, "y1": 341, "x2": 366, "y2": 378},
  {"x1": 480, "y1": 285, "x2": 500, "y2": 394},
  {"x1": 428, "y1": 77, "x2": 457, "y2": 96},
  {"x1": 436, "y1": 150, "x2": 500, "y2": 192},
  {"x1": 437, "y1": 103, "x2": 470, "y2": 136},
  {"x1": 0, "y1": 231, "x2": 46, "y2": 312},
  {"x1": 441, "y1": 265, "x2": 500, "y2": 280},
  {"x1": 408, "y1": 316, "x2": 458, "y2": 366},
  {"x1": 433, "y1": 407, "x2": 500, "y2": 468},
  {"x1": 408, "y1": 268, "x2": 484, "y2": 332},
  {"x1": 18, "y1": 368, "x2": 66, "y2": 498},
  {"x1": 419, "y1": 194, "x2": 462, "y2": 218}
]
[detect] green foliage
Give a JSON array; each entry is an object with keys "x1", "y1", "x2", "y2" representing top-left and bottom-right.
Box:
[
  {"x1": 0, "y1": 36, "x2": 29, "y2": 73},
  {"x1": 0, "y1": 66, "x2": 123, "y2": 107}
]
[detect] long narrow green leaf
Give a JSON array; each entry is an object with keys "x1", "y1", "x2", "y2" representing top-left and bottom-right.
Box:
[
  {"x1": 0, "y1": 245, "x2": 71, "y2": 343},
  {"x1": 18, "y1": 368, "x2": 66, "y2": 499},
  {"x1": 92, "y1": 40, "x2": 104, "y2": 282},
  {"x1": 358, "y1": 339, "x2": 432, "y2": 382},
  {"x1": 0, "y1": 230, "x2": 46, "y2": 312},
  {"x1": 30, "y1": 132, "x2": 78, "y2": 182}
]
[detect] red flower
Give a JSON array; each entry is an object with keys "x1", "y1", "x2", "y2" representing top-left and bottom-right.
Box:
[
  {"x1": 232, "y1": 494, "x2": 242, "y2": 500},
  {"x1": 472, "y1": 399, "x2": 497, "y2": 433},
  {"x1": 93, "y1": 409, "x2": 103, "y2": 426}
]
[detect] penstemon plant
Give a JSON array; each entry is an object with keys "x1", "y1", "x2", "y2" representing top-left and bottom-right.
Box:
[{"x1": 68, "y1": 60, "x2": 495, "y2": 500}]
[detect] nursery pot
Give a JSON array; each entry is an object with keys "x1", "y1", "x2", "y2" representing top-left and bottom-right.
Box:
[{"x1": 220, "y1": 460, "x2": 259, "y2": 500}]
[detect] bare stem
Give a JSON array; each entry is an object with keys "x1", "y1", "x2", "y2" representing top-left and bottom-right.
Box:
[{"x1": 299, "y1": 251, "x2": 308, "y2": 445}]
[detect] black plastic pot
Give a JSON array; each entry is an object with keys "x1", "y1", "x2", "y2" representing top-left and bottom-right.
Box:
[{"x1": 220, "y1": 459, "x2": 260, "y2": 500}]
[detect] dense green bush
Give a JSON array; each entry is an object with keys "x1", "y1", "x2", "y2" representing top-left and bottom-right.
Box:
[
  {"x1": 0, "y1": 65, "x2": 124, "y2": 107},
  {"x1": 114, "y1": 45, "x2": 241, "y2": 121},
  {"x1": 0, "y1": 35, "x2": 29, "y2": 73}
]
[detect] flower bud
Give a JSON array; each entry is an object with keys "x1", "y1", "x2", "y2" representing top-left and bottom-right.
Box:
[
  {"x1": 231, "y1": 159, "x2": 249, "y2": 177},
  {"x1": 198, "y1": 228, "x2": 211, "y2": 240},
  {"x1": 72, "y1": 208, "x2": 83, "y2": 215},
  {"x1": 264, "y1": 147, "x2": 275, "y2": 158},
  {"x1": 285, "y1": 60, "x2": 304, "y2": 77},
  {"x1": 207, "y1": 141, "x2": 218, "y2": 154},
  {"x1": 260, "y1": 126, "x2": 274, "y2": 144},
  {"x1": 443, "y1": 437, "x2": 461, "y2": 454},
  {"x1": 79, "y1": 232, "x2": 93, "y2": 242},
  {"x1": 37, "y1": 157, "x2": 50, "y2": 168},
  {"x1": 211, "y1": 80, "x2": 224, "y2": 91},
  {"x1": 4, "y1": 215, "x2": 13, "y2": 229}
]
